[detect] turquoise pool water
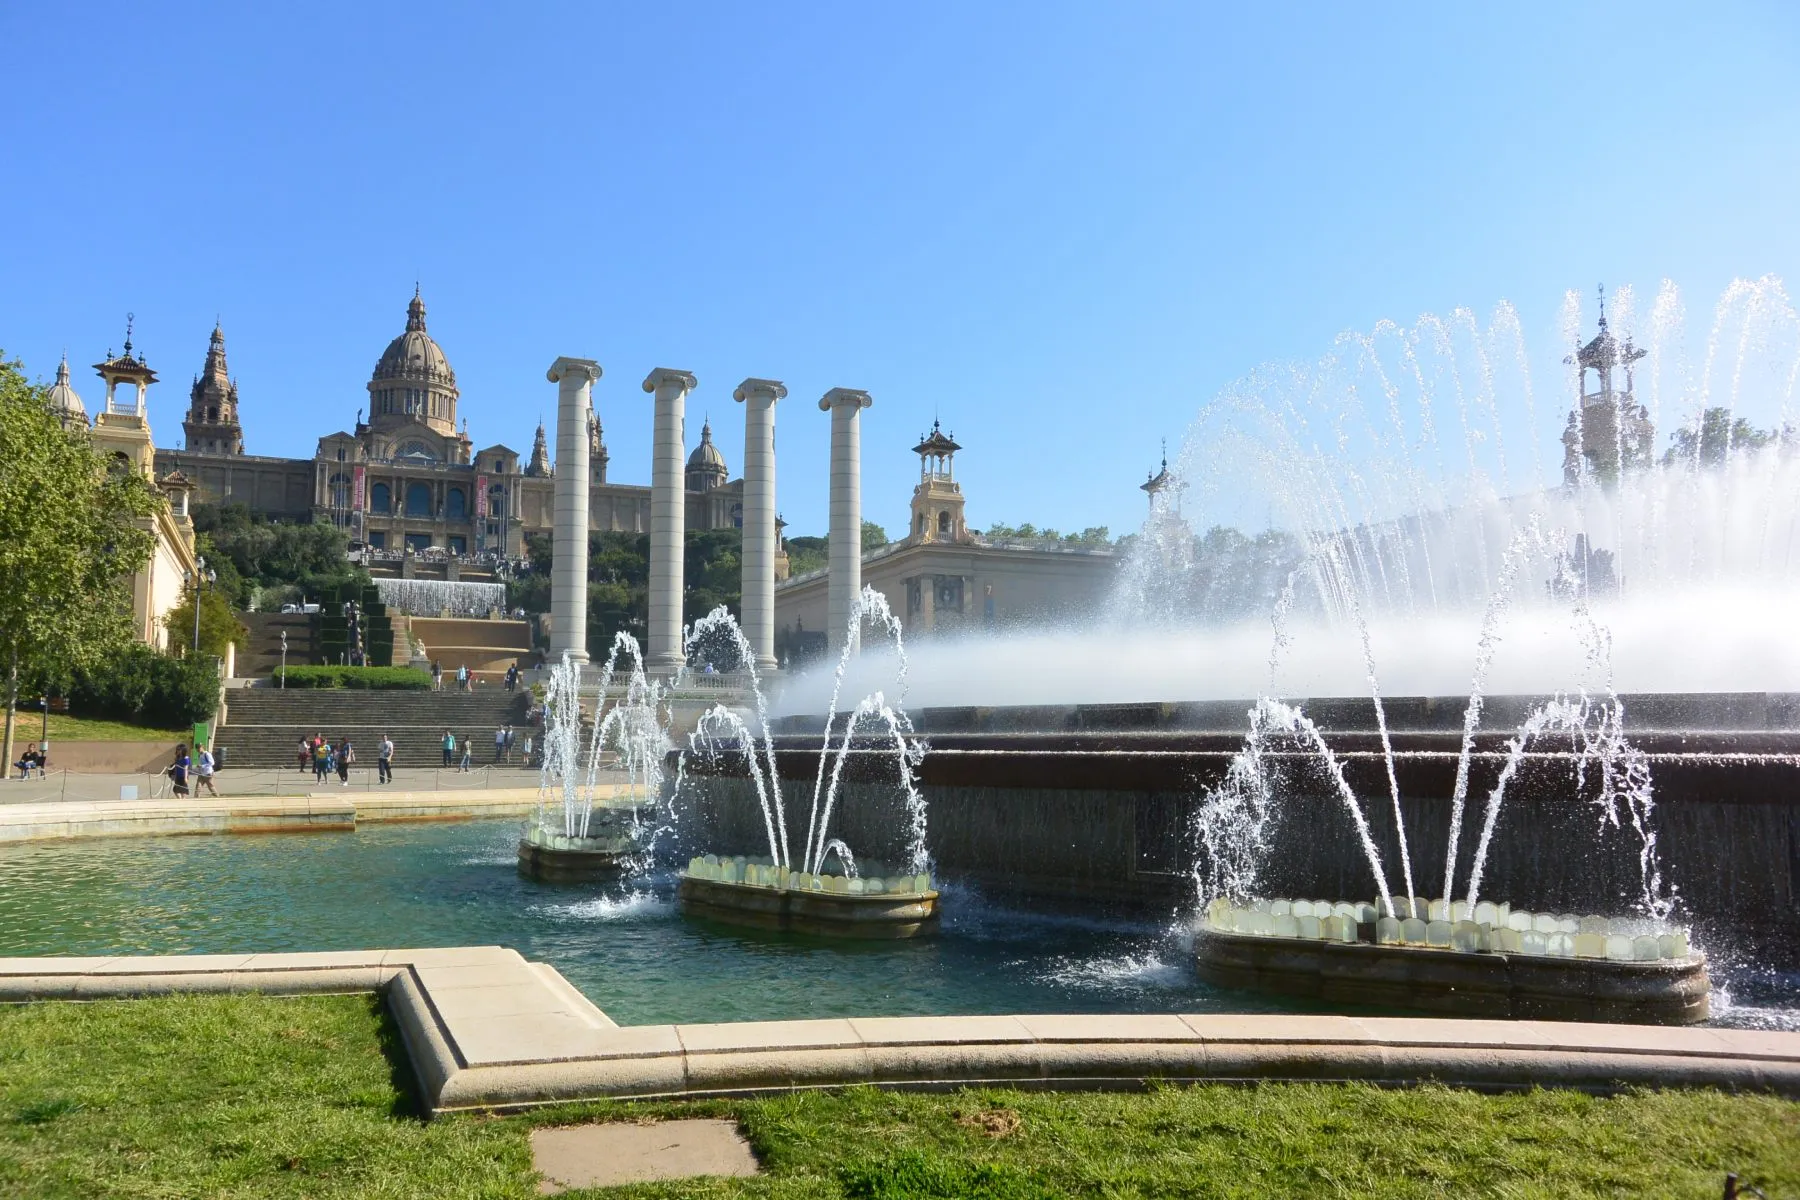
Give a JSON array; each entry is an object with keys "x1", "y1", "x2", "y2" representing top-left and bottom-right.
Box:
[{"x1": 2, "y1": 821, "x2": 1791, "y2": 1028}]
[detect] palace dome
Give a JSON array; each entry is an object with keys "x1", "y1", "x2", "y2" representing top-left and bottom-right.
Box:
[
  {"x1": 46, "y1": 354, "x2": 87, "y2": 426},
  {"x1": 687, "y1": 419, "x2": 727, "y2": 471},
  {"x1": 372, "y1": 289, "x2": 457, "y2": 388}
]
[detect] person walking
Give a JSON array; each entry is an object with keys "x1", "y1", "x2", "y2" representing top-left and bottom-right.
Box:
[
  {"x1": 457, "y1": 663, "x2": 470, "y2": 692},
  {"x1": 296, "y1": 736, "x2": 311, "y2": 772},
  {"x1": 312, "y1": 736, "x2": 331, "y2": 784},
  {"x1": 441, "y1": 730, "x2": 455, "y2": 768},
  {"x1": 195, "y1": 745, "x2": 219, "y2": 796},
  {"x1": 431, "y1": 660, "x2": 443, "y2": 692},
  {"x1": 504, "y1": 663, "x2": 518, "y2": 692},
  {"x1": 336, "y1": 738, "x2": 354, "y2": 786},
  {"x1": 494, "y1": 725, "x2": 506, "y2": 764},
  {"x1": 459, "y1": 734, "x2": 472, "y2": 772},
  {"x1": 521, "y1": 732, "x2": 533, "y2": 768},
  {"x1": 502, "y1": 724, "x2": 515, "y2": 764},
  {"x1": 169, "y1": 745, "x2": 191, "y2": 797},
  {"x1": 378, "y1": 734, "x2": 394, "y2": 785}
]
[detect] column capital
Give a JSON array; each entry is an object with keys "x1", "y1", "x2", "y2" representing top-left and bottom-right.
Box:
[
  {"x1": 546, "y1": 357, "x2": 601, "y2": 385},
  {"x1": 642, "y1": 368, "x2": 698, "y2": 395},
  {"x1": 818, "y1": 387, "x2": 872, "y2": 412},
  {"x1": 733, "y1": 377, "x2": 788, "y2": 403}
]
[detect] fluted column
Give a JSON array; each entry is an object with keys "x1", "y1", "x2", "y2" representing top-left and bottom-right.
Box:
[
  {"x1": 819, "y1": 387, "x2": 873, "y2": 652},
  {"x1": 548, "y1": 357, "x2": 601, "y2": 664},
  {"x1": 644, "y1": 368, "x2": 698, "y2": 669},
  {"x1": 734, "y1": 378, "x2": 786, "y2": 673}
]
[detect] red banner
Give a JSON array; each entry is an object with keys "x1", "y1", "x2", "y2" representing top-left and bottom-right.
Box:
[{"x1": 352, "y1": 466, "x2": 366, "y2": 512}]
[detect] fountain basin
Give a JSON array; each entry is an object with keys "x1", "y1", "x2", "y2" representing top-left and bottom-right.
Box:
[
  {"x1": 516, "y1": 823, "x2": 636, "y2": 884},
  {"x1": 1194, "y1": 924, "x2": 1710, "y2": 1025},
  {"x1": 678, "y1": 872, "x2": 940, "y2": 938}
]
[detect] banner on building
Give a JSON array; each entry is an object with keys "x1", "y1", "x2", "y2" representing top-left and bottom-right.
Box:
[
  {"x1": 476, "y1": 474, "x2": 489, "y2": 519},
  {"x1": 352, "y1": 466, "x2": 366, "y2": 512}
]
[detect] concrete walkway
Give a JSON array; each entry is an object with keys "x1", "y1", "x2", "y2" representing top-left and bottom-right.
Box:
[{"x1": 3, "y1": 950, "x2": 1796, "y2": 1113}]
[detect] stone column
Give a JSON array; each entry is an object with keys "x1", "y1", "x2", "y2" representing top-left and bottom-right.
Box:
[
  {"x1": 644, "y1": 368, "x2": 698, "y2": 669},
  {"x1": 548, "y1": 357, "x2": 601, "y2": 664},
  {"x1": 734, "y1": 378, "x2": 786, "y2": 673},
  {"x1": 819, "y1": 388, "x2": 873, "y2": 652}
]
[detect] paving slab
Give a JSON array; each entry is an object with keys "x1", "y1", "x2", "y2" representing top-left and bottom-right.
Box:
[{"x1": 531, "y1": 1120, "x2": 758, "y2": 1192}]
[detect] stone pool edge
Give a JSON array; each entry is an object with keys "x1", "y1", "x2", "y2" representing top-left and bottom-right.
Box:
[
  {"x1": 4, "y1": 950, "x2": 1798, "y2": 1113},
  {"x1": 0, "y1": 787, "x2": 590, "y2": 843}
]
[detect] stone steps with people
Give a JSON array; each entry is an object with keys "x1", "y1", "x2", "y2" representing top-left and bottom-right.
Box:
[{"x1": 217, "y1": 687, "x2": 535, "y2": 769}]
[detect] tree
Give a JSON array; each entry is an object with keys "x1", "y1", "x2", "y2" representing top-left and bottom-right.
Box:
[
  {"x1": 162, "y1": 580, "x2": 249, "y2": 661},
  {"x1": 1663, "y1": 408, "x2": 1788, "y2": 468},
  {"x1": 0, "y1": 353, "x2": 161, "y2": 771},
  {"x1": 861, "y1": 520, "x2": 888, "y2": 552}
]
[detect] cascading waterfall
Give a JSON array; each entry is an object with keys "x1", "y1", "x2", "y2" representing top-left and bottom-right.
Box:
[{"x1": 374, "y1": 578, "x2": 507, "y2": 618}]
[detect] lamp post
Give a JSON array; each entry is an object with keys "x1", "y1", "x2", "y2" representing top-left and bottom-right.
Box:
[
  {"x1": 189, "y1": 556, "x2": 216, "y2": 655},
  {"x1": 280, "y1": 630, "x2": 288, "y2": 688}
]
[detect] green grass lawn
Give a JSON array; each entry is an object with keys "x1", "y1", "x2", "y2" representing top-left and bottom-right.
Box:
[
  {"x1": 21, "y1": 713, "x2": 187, "y2": 743},
  {"x1": 1, "y1": 993, "x2": 1795, "y2": 1198}
]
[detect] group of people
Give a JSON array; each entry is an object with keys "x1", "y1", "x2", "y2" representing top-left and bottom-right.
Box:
[
  {"x1": 165, "y1": 744, "x2": 218, "y2": 797},
  {"x1": 296, "y1": 732, "x2": 396, "y2": 785},
  {"x1": 428, "y1": 661, "x2": 524, "y2": 692},
  {"x1": 439, "y1": 726, "x2": 534, "y2": 771}
]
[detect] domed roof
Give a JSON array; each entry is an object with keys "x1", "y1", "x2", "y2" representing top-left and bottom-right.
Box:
[
  {"x1": 371, "y1": 288, "x2": 457, "y2": 387},
  {"x1": 46, "y1": 354, "x2": 86, "y2": 424},
  {"x1": 687, "y1": 419, "x2": 727, "y2": 472}
]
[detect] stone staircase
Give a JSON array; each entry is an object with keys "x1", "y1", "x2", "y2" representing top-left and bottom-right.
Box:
[
  {"x1": 218, "y1": 687, "x2": 533, "y2": 768},
  {"x1": 239, "y1": 613, "x2": 317, "y2": 679}
]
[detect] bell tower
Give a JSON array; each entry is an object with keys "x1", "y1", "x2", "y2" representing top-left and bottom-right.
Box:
[
  {"x1": 908, "y1": 421, "x2": 970, "y2": 545},
  {"x1": 90, "y1": 314, "x2": 159, "y2": 478},
  {"x1": 182, "y1": 322, "x2": 245, "y2": 454}
]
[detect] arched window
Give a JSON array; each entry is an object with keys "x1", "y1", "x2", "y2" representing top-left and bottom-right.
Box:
[
  {"x1": 488, "y1": 484, "x2": 507, "y2": 519},
  {"x1": 405, "y1": 482, "x2": 432, "y2": 517},
  {"x1": 446, "y1": 487, "x2": 466, "y2": 520},
  {"x1": 937, "y1": 511, "x2": 951, "y2": 535},
  {"x1": 371, "y1": 483, "x2": 391, "y2": 514},
  {"x1": 916, "y1": 513, "x2": 926, "y2": 534}
]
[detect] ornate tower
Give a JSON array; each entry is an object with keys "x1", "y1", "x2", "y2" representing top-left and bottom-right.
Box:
[
  {"x1": 90, "y1": 316, "x2": 159, "y2": 477},
  {"x1": 366, "y1": 287, "x2": 459, "y2": 438},
  {"x1": 1562, "y1": 287, "x2": 1653, "y2": 488},
  {"x1": 587, "y1": 400, "x2": 608, "y2": 483},
  {"x1": 684, "y1": 417, "x2": 728, "y2": 492},
  {"x1": 1139, "y1": 443, "x2": 1192, "y2": 569},
  {"x1": 526, "y1": 419, "x2": 553, "y2": 476},
  {"x1": 182, "y1": 322, "x2": 245, "y2": 454},
  {"x1": 908, "y1": 420, "x2": 970, "y2": 544}
]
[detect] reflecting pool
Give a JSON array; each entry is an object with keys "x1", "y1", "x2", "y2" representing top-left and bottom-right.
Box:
[{"x1": 1, "y1": 821, "x2": 1791, "y2": 1029}]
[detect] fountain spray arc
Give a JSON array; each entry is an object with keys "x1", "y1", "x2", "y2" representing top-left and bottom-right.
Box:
[{"x1": 679, "y1": 587, "x2": 938, "y2": 937}]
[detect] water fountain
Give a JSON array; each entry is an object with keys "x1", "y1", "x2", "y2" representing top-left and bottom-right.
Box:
[
  {"x1": 373, "y1": 577, "x2": 507, "y2": 618},
  {"x1": 675, "y1": 591, "x2": 940, "y2": 937},
  {"x1": 516, "y1": 634, "x2": 672, "y2": 882}
]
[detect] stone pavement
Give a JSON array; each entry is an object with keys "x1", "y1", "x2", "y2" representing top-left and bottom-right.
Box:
[
  {"x1": 531, "y1": 1120, "x2": 759, "y2": 1192},
  {"x1": 3, "y1": 950, "x2": 1797, "y2": 1113}
]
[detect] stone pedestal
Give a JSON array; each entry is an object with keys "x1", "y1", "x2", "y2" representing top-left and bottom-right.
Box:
[
  {"x1": 548, "y1": 357, "x2": 601, "y2": 664},
  {"x1": 644, "y1": 369, "x2": 697, "y2": 670},
  {"x1": 733, "y1": 378, "x2": 786, "y2": 673},
  {"x1": 819, "y1": 388, "x2": 872, "y2": 652}
]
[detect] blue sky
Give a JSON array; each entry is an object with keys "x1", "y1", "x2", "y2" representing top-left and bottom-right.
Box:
[{"x1": 3, "y1": 2, "x2": 1797, "y2": 539}]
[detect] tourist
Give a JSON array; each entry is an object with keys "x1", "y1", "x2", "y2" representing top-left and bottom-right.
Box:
[
  {"x1": 431, "y1": 660, "x2": 443, "y2": 691},
  {"x1": 522, "y1": 732, "x2": 534, "y2": 768},
  {"x1": 503, "y1": 724, "x2": 515, "y2": 764},
  {"x1": 169, "y1": 745, "x2": 191, "y2": 797},
  {"x1": 296, "y1": 736, "x2": 310, "y2": 772},
  {"x1": 195, "y1": 745, "x2": 219, "y2": 796},
  {"x1": 494, "y1": 725, "x2": 505, "y2": 764},
  {"x1": 458, "y1": 734, "x2": 472, "y2": 772},
  {"x1": 312, "y1": 737, "x2": 331, "y2": 784},
  {"x1": 379, "y1": 734, "x2": 394, "y2": 785},
  {"x1": 441, "y1": 730, "x2": 455, "y2": 767},
  {"x1": 13, "y1": 747, "x2": 43, "y2": 780},
  {"x1": 504, "y1": 663, "x2": 518, "y2": 692},
  {"x1": 336, "y1": 738, "x2": 355, "y2": 786},
  {"x1": 457, "y1": 663, "x2": 470, "y2": 692}
]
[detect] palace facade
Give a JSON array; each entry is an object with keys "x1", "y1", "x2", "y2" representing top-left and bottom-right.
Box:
[{"x1": 155, "y1": 290, "x2": 744, "y2": 575}]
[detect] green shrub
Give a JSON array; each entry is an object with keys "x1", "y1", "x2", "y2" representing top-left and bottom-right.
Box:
[
  {"x1": 69, "y1": 646, "x2": 219, "y2": 729},
  {"x1": 272, "y1": 665, "x2": 431, "y2": 690}
]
